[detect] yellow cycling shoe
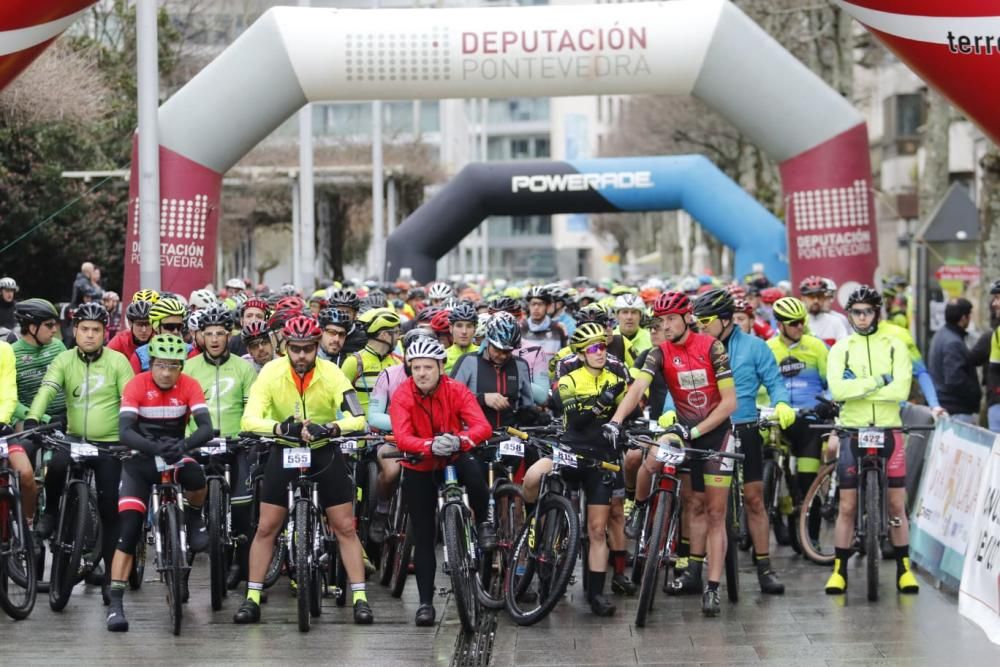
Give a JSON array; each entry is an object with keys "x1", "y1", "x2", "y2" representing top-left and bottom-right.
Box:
[
  {"x1": 675, "y1": 556, "x2": 689, "y2": 571},
  {"x1": 623, "y1": 498, "x2": 635, "y2": 519},
  {"x1": 824, "y1": 567, "x2": 847, "y2": 595},
  {"x1": 897, "y1": 559, "x2": 919, "y2": 594}
]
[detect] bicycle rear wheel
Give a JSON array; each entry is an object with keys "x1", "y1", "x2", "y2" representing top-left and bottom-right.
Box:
[
  {"x1": 477, "y1": 483, "x2": 524, "y2": 610},
  {"x1": 207, "y1": 478, "x2": 226, "y2": 611},
  {"x1": 636, "y1": 492, "x2": 671, "y2": 628},
  {"x1": 359, "y1": 459, "x2": 380, "y2": 561},
  {"x1": 725, "y1": 480, "x2": 740, "y2": 604},
  {"x1": 161, "y1": 504, "x2": 184, "y2": 636},
  {"x1": 799, "y1": 464, "x2": 837, "y2": 565},
  {"x1": 389, "y1": 514, "x2": 413, "y2": 598},
  {"x1": 378, "y1": 491, "x2": 401, "y2": 587},
  {"x1": 129, "y1": 520, "x2": 148, "y2": 589},
  {"x1": 49, "y1": 482, "x2": 87, "y2": 612},
  {"x1": 504, "y1": 493, "x2": 579, "y2": 626},
  {"x1": 865, "y1": 469, "x2": 880, "y2": 602},
  {"x1": 0, "y1": 488, "x2": 37, "y2": 620},
  {"x1": 443, "y1": 502, "x2": 478, "y2": 633},
  {"x1": 293, "y1": 499, "x2": 311, "y2": 632}
]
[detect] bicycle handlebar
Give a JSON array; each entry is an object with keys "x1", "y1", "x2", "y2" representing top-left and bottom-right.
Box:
[
  {"x1": 807, "y1": 424, "x2": 935, "y2": 432},
  {"x1": 627, "y1": 434, "x2": 745, "y2": 463}
]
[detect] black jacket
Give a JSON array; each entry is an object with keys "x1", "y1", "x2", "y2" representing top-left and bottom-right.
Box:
[{"x1": 928, "y1": 323, "x2": 982, "y2": 414}]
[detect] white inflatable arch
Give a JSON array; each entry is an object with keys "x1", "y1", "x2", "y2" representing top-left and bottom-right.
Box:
[{"x1": 124, "y1": 0, "x2": 878, "y2": 295}]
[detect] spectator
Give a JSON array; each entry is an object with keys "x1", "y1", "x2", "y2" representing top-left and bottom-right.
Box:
[
  {"x1": 928, "y1": 298, "x2": 981, "y2": 423},
  {"x1": 103, "y1": 291, "x2": 122, "y2": 341},
  {"x1": 90, "y1": 267, "x2": 105, "y2": 300},
  {"x1": 70, "y1": 261, "x2": 95, "y2": 307},
  {"x1": 0, "y1": 276, "x2": 17, "y2": 331}
]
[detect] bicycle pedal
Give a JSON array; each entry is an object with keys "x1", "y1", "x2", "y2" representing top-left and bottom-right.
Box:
[
  {"x1": 888, "y1": 517, "x2": 903, "y2": 528},
  {"x1": 437, "y1": 587, "x2": 451, "y2": 597}
]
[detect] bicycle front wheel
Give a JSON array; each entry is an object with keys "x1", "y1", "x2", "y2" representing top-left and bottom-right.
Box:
[
  {"x1": 799, "y1": 463, "x2": 837, "y2": 565},
  {"x1": 207, "y1": 479, "x2": 227, "y2": 611},
  {"x1": 865, "y1": 469, "x2": 880, "y2": 602},
  {"x1": 0, "y1": 488, "x2": 37, "y2": 620},
  {"x1": 443, "y1": 502, "x2": 478, "y2": 633},
  {"x1": 725, "y1": 480, "x2": 740, "y2": 604},
  {"x1": 477, "y1": 483, "x2": 524, "y2": 610},
  {"x1": 293, "y1": 499, "x2": 311, "y2": 632},
  {"x1": 49, "y1": 482, "x2": 88, "y2": 612},
  {"x1": 161, "y1": 504, "x2": 184, "y2": 636},
  {"x1": 129, "y1": 521, "x2": 147, "y2": 589},
  {"x1": 636, "y1": 492, "x2": 672, "y2": 628},
  {"x1": 389, "y1": 514, "x2": 413, "y2": 598}
]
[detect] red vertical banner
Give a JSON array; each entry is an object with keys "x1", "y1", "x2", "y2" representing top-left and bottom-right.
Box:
[
  {"x1": 122, "y1": 139, "x2": 222, "y2": 301},
  {"x1": 779, "y1": 123, "x2": 879, "y2": 307}
]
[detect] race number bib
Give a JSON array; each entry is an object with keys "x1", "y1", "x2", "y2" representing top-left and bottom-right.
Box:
[
  {"x1": 340, "y1": 440, "x2": 358, "y2": 454},
  {"x1": 858, "y1": 429, "x2": 884, "y2": 449},
  {"x1": 720, "y1": 434, "x2": 738, "y2": 473},
  {"x1": 0, "y1": 436, "x2": 8, "y2": 457},
  {"x1": 283, "y1": 448, "x2": 312, "y2": 468},
  {"x1": 655, "y1": 443, "x2": 686, "y2": 466},
  {"x1": 677, "y1": 369, "x2": 708, "y2": 390},
  {"x1": 201, "y1": 438, "x2": 227, "y2": 456},
  {"x1": 552, "y1": 448, "x2": 577, "y2": 469},
  {"x1": 499, "y1": 438, "x2": 525, "y2": 457},
  {"x1": 71, "y1": 442, "x2": 100, "y2": 459}
]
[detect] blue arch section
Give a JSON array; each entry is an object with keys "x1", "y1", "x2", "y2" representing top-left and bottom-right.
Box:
[
  {"x1": 567, "y1": 156, "x2": 787, "y2": 280},
  {"x1": 385, "y1": 155, "x2": 787, "y2": 282}
]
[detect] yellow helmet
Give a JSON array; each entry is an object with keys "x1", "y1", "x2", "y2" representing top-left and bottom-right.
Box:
[
  {"x1": 772, "y1": 297, "x2": 807, "y2": 323},
  {"x1": 132, "y1": 289, "x2": 160, "y2": 304}
]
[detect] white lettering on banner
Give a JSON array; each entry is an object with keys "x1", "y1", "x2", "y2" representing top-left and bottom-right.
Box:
[
  {"x1": 511, "y1": 171, "x2": 653, "y2": 194},
  {"x1": 128, "y1": 194, "x2": 211, "y2": 267},
  {"x1": 959, "y1": 441, "x2": 1000, "y2": 645},
  {"x1": 795, "y1": 230, "x2": 872, "y2": 261}
]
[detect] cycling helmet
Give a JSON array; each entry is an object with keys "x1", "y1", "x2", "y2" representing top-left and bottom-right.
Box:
[
  {"x1": 416, "y1": 306, "x2": 441, "y2": 324},
  {"x1": 427, "y1": 282, "x2": 454, "y2": 301},
  {"x1": 406, "y1": 336, "x2": 447, "y2": 362},
  {"x1": 15, "y1": 298, "x2": 59, "y2": 324},
  {"x1": 102, "y1": 290, "x2": 119, "y2": 302},
  {"x1": 475, "y1": 313, "x2": 491, "y2": 339},
  {"x1": 570, "y1": 322, "x2": 608, "y2": 353},
  {"x1": 430, "y1": 309, "x2": 452, "y2": 334},
  {"x1": 772, "y1": 297, "x2": 808, "y2": 323},
  {"x1": 440, "y1": 297, "x2": 461, "y2": 310},
  {"x1": 846, "y1": 285, "x2": 883, "y2": 310},
  {"x1": 727, "y1": 283, "x2": 746, "y2": 299},
  {"x1": 225, "y1": 278, "x2": 245, "y2": 290},
  {"x1": 403, "y1": 327, "x2": 435, "y2": 351},
  {"x1": 577, "y1": 288, "x2": 602, "y2": 305},
  {"x1": 991, "y1": 278, "x2": 1000, "y2": 296},
  {"x1": 576, "y1": 303, "x2": 610, "y2": 326},
  {"x1": 610, "y1": 285, "x2": 634, "y2": 297},
  {"x1": 799, "y1": 275, "x2": 829, "y2": 296},
  {"x1": 317, "y1": 307, "x2": 351, "y2": 329},
  {"x1": 267, "y1": 309, "x2": 298, "y2": 333},
  {"x1": 651, "y1": 292, "x2": 691, "y2": 317},
  {"x1": 524, "y1": 286, "x2": 551, "y2": 303},
  {"x1": 199, "y1": 304, "x2": 234, "y2": 330},
  {"x1": 407, "y1": 287, "x2": 426, "y2": 301},
  {"x1": 149, "y1": 298, "x2": 187, "y2": 326},
  {"x1": 308, "y1": 290, "x2": 328, "y2": 307},
  {"x1": 0, "y1": 277, "x2": 18, "y2": 292},
  {"x1": 73, "y1": 302, "x2": 109, "y2": 325},
  {"x1": 126, "y1": 300, "x2": 152, "y2": 322},
  {"x1": 485, "y1": 312, "x2": 521, "y2": 351},
  {"x1": 357, "y1": 307, "x2": 401, "y2": 336},
  {"x1": 614, "y1": 293, "x2": 644, "y2": 312},
  {"x1": 239, "y1": 297, "x2": 270, "y2": 317},
  {"x1": 362, "y1": 289, "x2": 388, "y2": 310},
  {"x1": 282, "y1": 315, "x2": 322, "y2": 343},
  {"x1": 189, "y1": 288, "x2": 218, "y2": 310},
  {"x1": 449, "y1": 303, "x2": 478, "y2": 324},
  {"x1": 132, "y1": 288, "x2": 160, "y2": 304},
  {"x1": 186, "y1": 310, "x2": 204, "y2": 333},
  {"x1": 733, "y1": 296, "x2": 754, "y2": 315},
  {"x1": 148, "y1": 334, "x2": 187, "y2": 361},
  {"x1": 679, "y1": 276, "x2": 700, "y2": 294},
  {"x1": 241, "y1": 320, "x2": 270, "y2": 343},
  {"x1": 487, "y1": 294, "x2": 520, "y2": 315},
  {"x1": 277, "y1": 295, "x2": 307, "y2": 313},
  {"x1": 327, "y1": 288, "x2": 361, "y2": 311},
  {"x1": 692, "y1": 288, "x2": 734, "y2": 319},
  {"x1": 547, "y1": 285, "x2": 569, "y2": 303},
  {"x1": 278, "y1": 283, "x2": 297, "y2": 297},
  {"x1": 760, "y1": 287, "x2": 785, "y2": 305}
]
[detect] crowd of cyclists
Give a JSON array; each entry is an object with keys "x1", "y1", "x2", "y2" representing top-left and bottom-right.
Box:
[{"x1": 0, "y1": 269, "x2": 935, "y2": 633}]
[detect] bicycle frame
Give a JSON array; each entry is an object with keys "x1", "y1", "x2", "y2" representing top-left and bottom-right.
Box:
[
  {"x1": 438, "y1": 464, "x2": 476, "y2": 567},
  {"x1": 151, "y1": 472, "x2": 189, "y2": 572}
]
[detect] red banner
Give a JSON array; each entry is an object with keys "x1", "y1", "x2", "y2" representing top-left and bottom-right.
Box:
[
  {"x1": 779, "y1": 123, "x2": 879, "y2": 307},
  {"x1": 122, "y1": 139, "x2": 222, "y2": 301},
  {"x1": 935, "y1": 265, "x2": 981, "y2": 283}
]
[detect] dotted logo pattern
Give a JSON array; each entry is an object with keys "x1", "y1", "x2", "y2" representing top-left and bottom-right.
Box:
[
  {"x1": 791, "y1": 180, "x2": 869, "y2": 232},
  {"x1": 345, "y1": 26, "x2": 450, "y2": 83},
  {"x1": 130, "y1": 194, "x2": 210, "y2": 240}
]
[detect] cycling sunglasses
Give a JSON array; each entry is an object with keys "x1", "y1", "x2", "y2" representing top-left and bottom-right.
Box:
[
  {"x1": 585, "y1": 342, "x2": 607, "y2": 354},
  {"x1": 848, "y1": 307, "x2": 876, "y2": 317},
  {"x1": 779, "y1": 319, "x2": 805, "y2": 328},
  {"x1": 695, "y1": 315, "x2": 718, "y2": 328},
  {"x1": 159, "y1": 322, "x2": 185, "y2": 333}
]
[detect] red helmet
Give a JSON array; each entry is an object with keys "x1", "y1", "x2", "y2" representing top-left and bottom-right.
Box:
[
  {"x1": 760, "y1": 287, "x2": 784, "y2": 305},
  {"x1": 726, "y1": 283, "x2": 746, "y2": 299},
  {"x1": 282, "y1": 315, "x2": 321, "y2": 342},
  {"x1": 799, "y1": 275, "x2": 830, "y2": 296},
  {"x1": 733, "y1": 296, "x2": 753, "y2": 314},
  {"x1": 430, "y1": 309, "x2": 452, "y2": 334},
  {"x1": 652, "y1": 291, "x2": 691, "y2": 316},
  {"x1": 240, "y1": 297, "x2": 270, "y2": 317},
  {"x1": 275, "y1": 296, "x2": 306, "y2": 313}
]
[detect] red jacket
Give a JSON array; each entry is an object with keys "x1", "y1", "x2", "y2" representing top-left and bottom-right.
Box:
[
  {"x1": 107, "y1": 329, "x2": 138, "y2": 360},
  {"x1": 389, "y1": 375, "x2": 492, "y2": 471}
]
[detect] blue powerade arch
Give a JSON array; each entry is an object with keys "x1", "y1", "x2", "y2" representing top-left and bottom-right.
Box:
[{"x1": 385, "y1": 155, "x2": 787, "y2": 283}]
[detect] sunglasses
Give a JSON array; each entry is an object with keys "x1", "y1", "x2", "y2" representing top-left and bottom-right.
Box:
[
  {"x1": 585, "y1": 342, "x2": 607, "y2": 354},
  {"x1": 152, "y1": 361, "x2": 182, "y2": 371},
  {"x1": 780, "y1": 319, "x2": 805, "y2": 328},
  {"x1": 849, "y1": 307, "x2": 876, "y2": 317},
  {"x1": 159, "y1": 322, "x2": 184, "y2": 333},
  {"x1": 287, "y1": 343, "x2": 317, "y2": 355},
  {"x1": 695, "y1": 315, "x2": 718, "y2": 328}
]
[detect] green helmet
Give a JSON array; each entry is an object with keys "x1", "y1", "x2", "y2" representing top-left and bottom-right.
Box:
[
  {"x1": 772, "y1": 297, "x2": 808, "y2": 323},
  {"x1": 570, "y1": 322, "x2": 608, "y2": 353},
  {"x1": 148, "y1": 334, "x2": 187, "y2": 361}
]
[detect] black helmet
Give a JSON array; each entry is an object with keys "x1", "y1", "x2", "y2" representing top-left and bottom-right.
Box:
[
  {"x1": 845, "y1": 285, "x2": 883, "y2": 310},
  {"x1": 327, "y1": 288, "x2": 361, "y2": 311},
  {"x1": 199, "y1": 304, "x2": 234, "y2": 331},
  {"x1": 990, "y1": 279, "x2": 1000, "y2": 296},
  {"x1": 448, "y1": 303, "x2": 478, "y2": 324},
  {"x1": 317, "y1": 307, "x2": 351, "y2": 329},
  {"x1": 74, "y1": 302, "x2": 109, "y2": 326},
  {"x1": 362, "y1": 289, "x2": 387, "y2": 309},
  {"x1": 487, "y1": 295, "x2": 520, "y2": 315},
  {"x1": 524, "y1": 286, "x2": 551, "y2": 303},
  {"x1": 15, "y1": 298, "x2": 59, "y2": 324},
  {"x1": 692, "y1": 288, "x2": 734, "y2": 319},
  {"x1": 125, "y1": 300, "x2": 152, "y2": 322}
]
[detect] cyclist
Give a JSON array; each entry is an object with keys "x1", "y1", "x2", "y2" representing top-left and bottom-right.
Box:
[
  {"x1": 427, "y1": 282, "x2": 454, "y2": 307},
  {"x1": 9, "y1": 298, "x2": 67, "y2": 540},
  {"x1": 24, "y1": 303, "x2": 134, "y2": 603},
  {"x1": 610, "y1": 292, "x2": 651, "y2": 364},
  {"x1": 130, "y1": 297, "x2": 194, "y2": 373},
  {"x1": 340, "y1": 307, "x2": 402, "y2": 414},
  {"x1": 689, "y1": 289, "x2": 792, "y2": 595},
  {"x1": 429, "y1": 309, "x2": 453, "y2": 349},
  {"x1": 520, "y1": 286, "x2": 568, "y2": 372},
  {"x1": 235, "y1": 315, "x2": 371, "y2": 625},
  {"x1": 229, "y1": 297, "x2": 270, "y2": 357},
  {"x1": 522, "y1": 322, "x2": 629, "y2": 616},
  {"x1": 879, "y1": 318, "x2": 945, "y2": 418},
  {"x1": 0, "y1": 276, "x2": 16, "y2": 331},
  {"x1": 108, "y1": 333, "x2": 214, "y2": 632},
  {"x1": 189, "y1": 288, "x2": 218, "y2": 312},
  {"x1": 444, "y1": 303, "x2": 478, "y2": 374},
  {"x1": 825, "y1": 285, "x2": 917, "y2": 596},
  {"x1": 450, "y1": 312, "x2": 537, "y2": 428},
  {"x1": 799, "y1": 276, "x2": 850, "y2": 346},
  {"x1": 328, "y1": 288, "x2": 367, "y2": 354},
  {"x1": 766, "y1": 296, "x2": 830, "y2": 542},
  {"x1": 317, "y1": 307, "x2": 351, "y2": 364},
  {"x1": 549, "y1": 303, "x2": 615, "y2": 381},
  {"x1": 548, "y1": 284, "x2": 577, "y2": 336},
  {"x1": 182, "y1": 304, "x2": 258, "y2": 587},
  {"x1": 608, "y1": 291, "x2": 737, "y2": 617},
  {"x1": 240, "y1": 320, "x2": 274, "y2": 373},
  {"x1": 389, "y1": 336, "x2": 494, "y2": 626}
]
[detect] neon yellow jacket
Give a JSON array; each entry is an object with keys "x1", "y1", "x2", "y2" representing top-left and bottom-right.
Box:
[
  {"x1": 827, "y1": 328, "x2": 911, "y2": 428},
  {"x1": 0, "y1": 342, "x2": 17, "y2": 424}
]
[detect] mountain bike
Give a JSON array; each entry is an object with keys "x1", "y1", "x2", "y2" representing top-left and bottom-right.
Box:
[{"x1": 378, "y1": 451, "x2": 413, "y2": 598}]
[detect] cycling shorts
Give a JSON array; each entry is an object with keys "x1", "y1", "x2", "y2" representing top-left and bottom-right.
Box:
[
  {"x1": 837, "y1": 429, "x2": 905, "y2": 490},
  {"x1": 686, "y1": 426, "x2": 734, "y2": 493},
  {"x1": 118, "y1": 456, "x2": 206, "y2": 514},
  {"x1": 260, "y1": 443, "x2": 353, "y2": 510},
  {"x1": 560, "y1": 465, "x2": 620, "y2": 506},
  {"x1": 733, "y1": 422, "x2": 764, "y2": 484}
]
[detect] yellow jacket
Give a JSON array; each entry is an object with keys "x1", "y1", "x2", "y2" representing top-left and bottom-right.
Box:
[{"x1": 0, "y1": 342, "x2": 16, "y2": 424}]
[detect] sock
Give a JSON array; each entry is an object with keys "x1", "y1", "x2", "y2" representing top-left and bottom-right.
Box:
[
  {"x1": 754, "y1": 552, "x2": 772, "y2": 573},
  {"x1": 706, "y1": 580, "x2": 719, "y2": 593},
  {"x1": 109, "y1": 580, "x2": 126, "y2": 609},
  {"x1": 351, "y1": 582, "x2": 367, "y2": 604},
  {"x1": 895, "y1": 544, "x2": 910, "y2": 578},
  {"x1": 247, "y1": 581, "x2": 263, "y2": 604},
  {"x1": 625, "y1": 487, "x2": 635, "y2": 500},
  {"x1": 611, "y1": 550, "x2": 626, "y2": 575},
  {"x1": 678, "y1": 538, "x2": 690, "y2": 559},
  {"x1": 834, "y1": 547, "x2": 851, "y2": 578},
  {"x1": 753, "y1": 551, "x2": 769, "y2": 563},
  {"x1": 376, "y1": 499, "x2": 390, "y2": 514},
  {"x1": 689, "y1": 553, "x2": 705, "y2": 565}
]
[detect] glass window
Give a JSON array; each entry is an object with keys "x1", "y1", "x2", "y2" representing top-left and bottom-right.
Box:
[
  {"x1": 511, "y1": 139, "x2": 531, "y2": 159},
  {"x1": 535, "y1": 137, "x2": 550, "y2": 158},
  {"x1": 895, "y1": 93, "x2": 923, "y2": 138}
]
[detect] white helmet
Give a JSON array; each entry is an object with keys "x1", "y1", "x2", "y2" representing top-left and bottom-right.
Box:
[
  {"x1": 406, "y1": 336, "x2": 447, "y2": 361},
  {"x1": 475, "y1": 313, "x2": 491, "y2": 339},
  {"x1": 680, "y1": 276, "x2": 700, "y2": 294},
  {"x1": 0, "y1": 277, "x2": 18, "y2": 292},
  {"x1": 225, "y1": 278, "x2": 245, "y2": 290},
  {"x1": 187, "y1": 309, "x2": 205, "y2": 332},
  {"x1": 189, "y1": 288, "x2": 218, "y2": 310},
  {"x1": 614, "y1": 293, "x2": 644, "y2": 312},
  {"x1": 427, "y1": 282, "x2": 454, "y2": 300}
]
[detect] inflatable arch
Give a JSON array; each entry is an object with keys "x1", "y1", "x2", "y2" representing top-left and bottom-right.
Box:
[
  {"x1": 385, "y1": 156, "x2": 787, "y2": 282},
  {"x1": 123, "y1": 0, "x2": 878, "y2": 296}
]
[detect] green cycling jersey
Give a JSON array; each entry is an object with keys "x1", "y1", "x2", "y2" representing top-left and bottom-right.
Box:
[
  {"x1": 12, "y1": 337, "x2": 67, "y2": 423},
  {"x1": 184, "y1": 352, "x2": 257, "y2": 437},
  {"x1": 26, "y1": 347, "x2": 134, "y2": 441}
]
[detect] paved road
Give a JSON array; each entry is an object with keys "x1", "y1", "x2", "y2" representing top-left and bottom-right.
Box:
[{"x1": 4, "y1": 546, "x2": 998, "y2": 665}]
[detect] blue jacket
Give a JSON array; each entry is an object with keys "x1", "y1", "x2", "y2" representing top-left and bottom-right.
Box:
[{"x1": 723, "y1": 326, "x2": 789, "y2": 424}]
